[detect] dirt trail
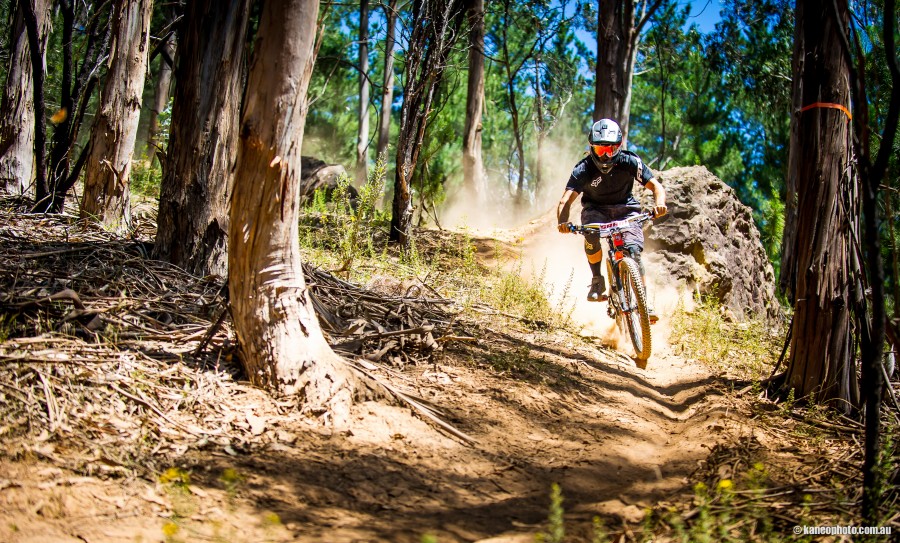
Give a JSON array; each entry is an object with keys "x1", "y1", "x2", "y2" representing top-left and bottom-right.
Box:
[
  {"x1": 1, "y1": 328, "x2": 738, "y2": 543},
  {"x1": 0, "y1": 218, "x2": 744, "y2": 543}
]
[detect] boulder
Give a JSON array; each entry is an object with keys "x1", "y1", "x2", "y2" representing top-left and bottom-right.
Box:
[
  {"x1": 299, "y1": 156, "x2": 358, "y2": 204},
  {"x1": 640, "y1": 166, "x2": 781, "y2": 322}
]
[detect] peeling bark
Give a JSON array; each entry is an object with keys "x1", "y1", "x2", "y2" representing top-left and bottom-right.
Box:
[
  {"x1": 81, "y1": 0, "x2": 154, "y2": 232},
  {"x1": 782, "y1": 0, "x2": 856, "y2": 413},
  {"x1": 153, "y1": 0, "x2": 250, "y2": 277},
  {"x1": 229, "y1": 0, "x2": 359, "y2": 421},
  {"x1": 0, "y1": 1, "x2": 49, "y2": 195}
]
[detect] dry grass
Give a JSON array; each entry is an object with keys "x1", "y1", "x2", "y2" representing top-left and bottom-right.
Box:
[{"x1": 669, "y1": 296, "x2": 786, "y2": 380}]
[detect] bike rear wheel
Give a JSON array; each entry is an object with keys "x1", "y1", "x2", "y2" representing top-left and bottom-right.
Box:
[{"x1": 618, "y1": 257, "x2": 652, "y2": 361}]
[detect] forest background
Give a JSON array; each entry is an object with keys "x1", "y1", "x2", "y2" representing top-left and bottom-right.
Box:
[{"x1": 0, "y1": 0, "x2": 895, "y2": 287}]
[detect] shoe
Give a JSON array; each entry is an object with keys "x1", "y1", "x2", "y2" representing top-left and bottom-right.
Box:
[
  {"x1": 587, "y1": 276, "x2": 608, "y2": 302},
  {"x1": 648, "y1": 307, "x2": 659, "y2": 324}
]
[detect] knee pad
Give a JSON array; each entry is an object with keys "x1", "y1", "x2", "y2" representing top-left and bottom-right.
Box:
[
  {"x1": 584, "y1": 234, "x2": 603, "y2": 266},
  {"x1": 583, "y1": 233, "x2": 602, "y2": 257},
  {"x1": 626, "y1": 244, "x2": 645, "y2": 275}
]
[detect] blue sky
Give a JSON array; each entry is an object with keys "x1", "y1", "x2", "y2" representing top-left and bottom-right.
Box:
[
  {"x1": 686, "y1": 0, "x2": 723, "y2": 33},
  {"x1": 572, "y1": 1, "x2": 724, "y2": 54}
]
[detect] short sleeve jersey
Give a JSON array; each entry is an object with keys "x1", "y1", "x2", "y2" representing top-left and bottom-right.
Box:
[{"x1": 565, "y1": 150, "x2": 653, "y2": 209}]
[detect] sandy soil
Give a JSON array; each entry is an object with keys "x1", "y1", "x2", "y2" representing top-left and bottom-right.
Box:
[
  {"x1": 0, "y1": 209, "x2": 752, "y2": 543},
  {"x1": 0, "y1": 314, "x2": 747, "y2": 543}
]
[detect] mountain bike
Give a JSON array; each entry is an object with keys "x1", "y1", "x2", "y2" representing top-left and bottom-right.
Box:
[{"x1": 568, "y1": 211, "x2": 655, "y2": 363}]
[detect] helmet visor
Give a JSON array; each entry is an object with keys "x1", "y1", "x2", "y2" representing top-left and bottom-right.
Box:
[{"x1": 591, "y1": 143, "x2": 620, "y2": 159}]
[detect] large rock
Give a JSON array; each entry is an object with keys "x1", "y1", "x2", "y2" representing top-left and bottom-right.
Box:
[
  {"x1": 641, "y1": 166, "x2": 781, "y2": 322},
  {"x1": 299, "y1": 156, "x2": 358, "y2": 204}
]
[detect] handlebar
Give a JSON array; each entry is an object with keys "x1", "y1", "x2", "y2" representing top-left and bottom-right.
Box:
[{"x1": 566, "y1": 210, "x2": 656, "y2": 236}]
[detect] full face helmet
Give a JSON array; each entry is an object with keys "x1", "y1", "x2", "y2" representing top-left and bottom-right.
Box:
[{"x1": 588, "y1": 119, "x2": 623, "y2": 172}]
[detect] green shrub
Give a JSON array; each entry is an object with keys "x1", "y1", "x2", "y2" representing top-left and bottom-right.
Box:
[{"x1": 131, "y1": 158, "x2": 163, "y2": 198}]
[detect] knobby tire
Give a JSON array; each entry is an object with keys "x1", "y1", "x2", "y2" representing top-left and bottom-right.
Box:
[{"x1": 618, "y1": 257, "x2": 652, "y2": 361}]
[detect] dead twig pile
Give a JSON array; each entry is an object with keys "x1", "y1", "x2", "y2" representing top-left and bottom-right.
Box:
[
  {"x1": 0, "y1": 205, "x2": 482, "y2": 472},
  {"x1": 0, "y1": 211, "x2": 226, "y2": 346},
  {"x1": 0, "y1": 211, "x2": 293, "y2": 477},
  {"x1": 0, "y1": 336, "x2": 286, "y2": 478},
  {"x1": 305, "y1": 264, "x2": 473, "y2": 368}
]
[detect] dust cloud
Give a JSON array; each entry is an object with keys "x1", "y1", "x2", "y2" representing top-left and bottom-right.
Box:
[
  {"x1": 436, "y1": 129, "x2": 694, "y2": 360},
  {"x1": 439, "y1": 127, "x2": 587, "y2": 231}
]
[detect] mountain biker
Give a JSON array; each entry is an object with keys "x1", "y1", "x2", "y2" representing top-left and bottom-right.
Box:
[{"x1": 556, "y1": 118, "x2": 668, "y2": 322}]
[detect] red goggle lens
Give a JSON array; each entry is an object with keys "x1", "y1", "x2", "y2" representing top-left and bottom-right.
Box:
[{"x1": 592, "y1": 144, "x2": 619, "y2": 158}]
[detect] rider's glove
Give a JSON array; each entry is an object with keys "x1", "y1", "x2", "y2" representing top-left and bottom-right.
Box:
[
  {"x1": 654, "y1": 203, "x2": 668, "y2": 218},
  {"x1": 557, "y1": 222, "x2": 571, "y2": 234}
]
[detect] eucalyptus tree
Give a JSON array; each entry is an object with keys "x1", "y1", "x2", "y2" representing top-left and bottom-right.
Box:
[
  {"x1": 594, "y1": 0, "x2": 664, "y2": 141},
  {"x1": 229, "y1": 0, "x2": 361, "y2": 415},
  {"x1": 10, "y1": 0, "x2": 52, "y2": 204},
  {"x1": 390, "y1": 0, "x2": 465, "y2": 249},
  {"x1": 144, "y1": 6, "x2": 178, "y2": 156},
  {"x1": 376, "y1": 0, "x2": 398, "y2": 160},
  {"x1": 356, "y1": 0, "x2": 370, "y2": 183},
  {"x1": 780, "y1": 0, "x2": 855, "y2": 414},
  {"x1": 35, "y1": 0, "x2": 113, "y2": 213},
  {"x1": 153, "y1": 0, "x2": 251, "y2": 277},
  {"x1": 462, "y1": 0, "x2": 486, "y2": 199},
  {"x1": 81, "y1": 0, "x2": 154, "y2": 231},
  {"x1": 0, "y1": 0, "x2": 50, "y2": 196},
  {"x1": 492, "y1": 0, "x2": 541, "y2": 203}
]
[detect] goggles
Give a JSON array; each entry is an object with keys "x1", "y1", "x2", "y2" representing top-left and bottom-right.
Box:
[{"x1": 592, "y1": 143, "x2": 620, "y2": 158}]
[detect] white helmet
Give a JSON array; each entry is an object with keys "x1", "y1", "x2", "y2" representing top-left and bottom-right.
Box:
[{"x1": 588, "y1": 118, "x2": 623, "y2": 170}]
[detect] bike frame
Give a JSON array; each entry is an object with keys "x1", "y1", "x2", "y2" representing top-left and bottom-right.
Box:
[{"x1": 568, "y1": 211, "x2": 655, "y2": 361}]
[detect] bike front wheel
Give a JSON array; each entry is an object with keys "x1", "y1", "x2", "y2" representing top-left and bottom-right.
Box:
[{"x1": 617, "y1": 257, "x2": 652, "y2": 362}]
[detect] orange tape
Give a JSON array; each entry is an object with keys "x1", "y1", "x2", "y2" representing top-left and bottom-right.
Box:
[{"x1": 800, "y1": 102, "x2": 852, "y2": 121}]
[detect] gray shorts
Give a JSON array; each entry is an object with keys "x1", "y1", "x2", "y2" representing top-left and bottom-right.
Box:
[{"x1": 581, "y1": 205, "x2": 644, "y2": 252}]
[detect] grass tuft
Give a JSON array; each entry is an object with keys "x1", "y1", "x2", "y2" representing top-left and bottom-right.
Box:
[{"x1": 670, "y1": 295, "x2": 785, "y2": 379}]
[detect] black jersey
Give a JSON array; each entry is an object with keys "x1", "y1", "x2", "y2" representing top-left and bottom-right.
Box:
[{"x1": 565, "y1": 150, "x2": 653, "y2": 209}]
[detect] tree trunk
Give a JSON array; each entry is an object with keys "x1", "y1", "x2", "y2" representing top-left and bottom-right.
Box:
[
  {"x1": 462, "y1": 0, "x2": 486, "y2": 199},
  {"x1": 533, "y1": 52, "x2": 544, "y2": 194},
  {"x1": 390, "y1": 0, "x2": 464, "y2": 249},
  {"x1": 229, "y1": 0, "x2": 358, "y2": 419},
  {"x1": 889, "y1": 191, "x2": 900, "y2": 322},
  {"x1": 153, "y1": 0, "x2": 250, "y2": 277},
  {"x1": 41, "y1": 0, "x2": 112, "y2": 214},
  {"x1": 594, "y1": 0, "x2": 662, "y2": 142},
  {"x1": 81, "y1": 0, "x2": 154, "y2": 232},
  {"x1": 376, "y1": 0, "x2": 397, "y2": 160},
  {"x1": 146, "y1": 24, "x2": 176, "y2": 156},
  {"x1": 0, "y1": 0, "x2": 49, "y2": 195},
  {"x1": 509, "y1": 81, "x2": 526, "y2": 202},
  {"x1": 18, "y1": 0, "x2": 51, "y2": 205},
  {"x1": 499, "y1": 3, "x2": 526, "y2": 204},
  {"x1": 781, "y1": 0, "x2": 856, "y2": 413},
  {"x1": 356, "y1": 0, "x2": 370, "y2": 184}
]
